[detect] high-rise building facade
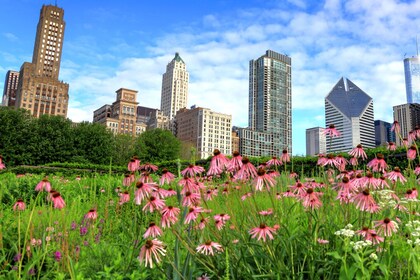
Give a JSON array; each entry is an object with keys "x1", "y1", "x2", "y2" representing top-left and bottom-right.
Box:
[
  {"x1": 374, "y1": 120, "x2": 395, "y2": 147},
  {"x1": 93, "y1": 88, "x2": 146, "y2": 136},
  {"x1": 404, "y1": 56, "x2": 420, "y2": 103},
  {"x1": 306, "y1": 127, "x2": 327, "y2": 156},
  {"x1": 160, "y1": 53, "x2": 189, "y2": 120},
  {"x1": 2, "y1": 70, "x2": 19, "y2": 107},
  {"x1": 248, "y1": 50, "x2": 292, "y2": 155},
  {"x1": 15, "y1": 5, "x2": 69, "y2": 118},
  {"x1": 325, "y1": 77, "x2": 375, "y2": 153},
  {"x1": 393, "y1": 103, "x2": 420, "y2": 145},
  {"x1": 175, "y1": 106, "x2": 232, "y2": 159}
]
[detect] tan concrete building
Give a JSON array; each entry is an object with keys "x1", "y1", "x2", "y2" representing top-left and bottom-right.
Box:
[
  {"x1": 175, "y1": 106, "x2": 232, "y2": 159},
  {"x1": 15, "y1": 5, "x2": 69, "y2": 118},
  {"x1": 93, "y1": 88, "x2": 145, "y2": 136},
  {"x1": 393, "y1": 103, "x2": 420, "y2": 146},
  {"x1": 2, "y1": 70, "x2": 19, "y2": 107},
  {"x1": 160, "y1": 53, "x2": 189, "y2": 120},
  {"x1": 231, "y1": 130, "x2": 240, "y2": 154}
]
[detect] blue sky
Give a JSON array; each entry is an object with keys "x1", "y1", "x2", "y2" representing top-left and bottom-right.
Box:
[{"x1": 1, "y1": 0, "x2": 419, "y2": 155}]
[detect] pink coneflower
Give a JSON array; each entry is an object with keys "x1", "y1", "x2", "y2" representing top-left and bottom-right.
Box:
[
  {"x1": 128, "y1": 157, "x2": 140, "y2": 172},
  {"x1": 409, "y1": 130, "x2": 417, "y2": 142},
  {"x1": 317, "y1": 154, "x2": 327, "y2": 166},
  {"x1": 204, "y1": 188, "x2": 218, "y2": 201},
  {"x1": 143, "y1": 196, "x2": 166, "y2": 213},
  {"x1": 157, "y1": 187, "x2": 177, "y2": 198},
  {"x1": 184, "y1": 206, "x2": 204, "y2": 224},
  {"x1": 139, "y1": 171, "x2": 154, "y2": 183},
  {"x1": 415, "y1": 165, "x2": 420, "y2": 176},
  {"x1": 241, "y1": 192, "x2": 253, "y2": 200},
  {"x1": 84, "y1": 209, "x2": 98, "y2": 220},
  {"x1": 197, "y1": 217, "x2": 209, "y2": 230},
  {"x1": 143, "y1": 222, "x2": 163, "y2": 238},
  {"x1": 249, "y1": 223, "x2": 277, "y2": 242},
  {"x1": 259, "y1": 209, "x2": 273, "y2": 216},
  {"x1": 13, "y1": 199, "x2": 26, "y2": 211},
  {"x1": 405, "y1": 188, "x2": 418, "y2": 200},
  {"x1": 0, "y1": 155, "x2": 5, "y2": 170},
  {"x1": 367, "y1": 232, "x2": 384, "y2": 244},
  {"x1": 335, "y1": 155, "x2": 348, "y2": 171},
  {"x1": 323, "y1": 154, "x2": 339, "y2": 169},
  {"x1": 403, "y1": 138, "x2": 410, "y2": 147},
  {"x1": 282, "y1": 190, "x2": 296, "y2": 198},
  {"x1": 362, "y1": 172, "x2": 380, "y2": 190},
  {"x1": 374, "y1": 217, "x2": 398, "y2": 237},
  {"x1": 215, "y1": 219, "x2": 226, "y2": 230},
  {"x1": 281, "y1": 149, "x2": 291, "y2": 163},
  {"x1": 51, "y1": 192, "x2": 66, "y2": 209},
  {"x1": 317, "y1": 238, "x2": 329, "y2": 244},
  {"x1": 123, "y1": 173, "x2": 134, "y2": 187},
  {"x1": 179, "y1": 176, "x2": 199, "y2": 194},
  {"x1": 160, "y1": 206, "x2": 180, "y2": 228},
  {"x1": 234, "y1": 157, "x2": 258, "y2": 180},
  {"x1": 301, "y1": 188, "x2": 323, "y2": 210},
  {"x1": 159, "y1": 168, "x2": 175, "y2": 186},
  {"x1": 349, "y1": 156, "x2": 358, "y2": 166},
  {"x1": 266, "y1": 156, "x2": 282, "y2": 168},
  {"x1": 351, "y1": 189, "x2": 379, "y2": 213},
  {"x1": 378, "y1": 176, "x2": 390, "y2": 189},
  {"x1": 181, "y1": 164, "x2": 205, "y2": 177},
  {"x1": 140, "y1": 163, "x2": 158, "y2": 173},
  {"x1": 118, "y1": 191, "x2": 130, "y2": 205},
  {"x1": 253, "y1": 168, "x2": 276, "y2": 191},
  {"x1": 214, "y1": 213, "x2": 230, "y2": 222},
  {"x1": 367, "y1": 153, "x2": 387, "y2": 173},
  {"x1": 35, "y1": 177, "x2": 51, "y2": 192},
  {"x1": 196, "y1": 241, "x2": 223, "y2": 255},
  {"x1": 356, "y1": 226, "x2": 376, "y2": 238},
  {"x1": 386, "y1": 167, "x2": 407, "y2": 184},
  {"x1": 182, "y1": 191, "x2": 201, "y2": 207},
  {"x1": 138, "y1": 239, "x2": 166, "y2": 268},
  {"x1": 228, "y1": 151, "x2": 243, "y2": 172},
  {"x1": 391, "y1": 120, "x2": 400, "y2": 134},
  {"x1": 134, "y1": 182, "x2": 155, "y2": 205},
  {"x1": 324, "y1": 124, "x2": 341, "y2": 137},
  {"x1": 207, "y1": 149, "x2": 229, "y2": 176},
  {"x1": 290, "y1": 181, "x2": 307, "y2": 196},
  {"x1": 408, "y1": 145, "x2": 417, "y2": 160},
  {"x1": 387, "y1": 142, "x2": 396, "y2": 151},
  {"x1": 349, "y1": 144, "x2": 367, "y2": 160},
  {"x1": 335, "y1": 176, "x2": 354, "y2": 204}
]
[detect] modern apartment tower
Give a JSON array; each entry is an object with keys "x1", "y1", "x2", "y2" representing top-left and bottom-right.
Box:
[
  {"x1": 306, "y1": 127, "x2": 327, "y2": 156},
  {"x1": 246, "y1": 50, "x2": 292, "y2": 155},
  {"x1": 374, "y1": 120, "x2": 395, "y2": 147},
  {"x1": 15, "y1": 5, "x2": 69, "y2": 118},
  {"x1": 404, "y1": 55, "x2": 420, "y2": 103},
  {"x1": 393, "y1": 103, "x2": 420, "y2": 145},
  {"x1": 160, "y1": 53, "x2": 189, "y2": 120},
  {"x1": 2, "y1": 70, "x2": 19, "y2": 107},
  {"x1": 324, "y1": 77, "x2": 375, "y2": 153}
]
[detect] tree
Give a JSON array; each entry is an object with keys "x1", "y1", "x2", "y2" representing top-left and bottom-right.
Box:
[
  {"x1": 112, "y1": 133, "x2": 137, "y2": 166},
  {"x1": 135, "y1": 128, "x2": 181, "y2": 162}
]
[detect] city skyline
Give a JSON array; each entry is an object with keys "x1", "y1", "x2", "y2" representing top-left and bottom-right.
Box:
[{"x1": 0, "y1": 0, "x2": 418, "y2": 155}]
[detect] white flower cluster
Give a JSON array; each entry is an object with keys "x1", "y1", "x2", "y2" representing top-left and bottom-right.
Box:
[
  {"x1": 350, "y1": 240, "x2": 373, "y2": 251},
  {"x1": 369, "y1": 253, "x2": 378, "y2": 260},
  {"x1": 335, "y1": 224, "x2": 355, "y2": 238},
  {"x1": 406, "y1": 220, "x2": 420, "y2": 246},
  {"x1": 401, "y1": 197, "x2": 420, "y2": 203},
  {"x1": 373, "y1": 190, "x2": 397, "y2": 208}
]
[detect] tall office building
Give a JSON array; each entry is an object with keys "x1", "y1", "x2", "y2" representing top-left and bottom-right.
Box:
[
  {"x1": 160, "y1": 53, "x2": 189, "y2": 120},
  {"x1": 306, "y1": 127, "x2": 327, "y2": 156},
  {"x1": 325, "y1": 77, "x2": 375, "y2": 153},
  {"x1": 15, "y1": 5, "x2": 69, "y2": 118},
  {"x1": 2, "y1": 70, "x2": 19, "y2": 106},
  {"x1": 374, "y1": 120, "x2": 395, "y2": 147},
  {"x1": 393, "y1": 103, "x2": 420, "y2": 145},
  {"x1": 247, "y1": 50, "x2": 292, "y2": 155},
  {"x1": 175, "y1": 106, "x2": 232, "y2": 159},
  {"x1": 404, "y1": 55, "x2": 420, "y2": 103}
]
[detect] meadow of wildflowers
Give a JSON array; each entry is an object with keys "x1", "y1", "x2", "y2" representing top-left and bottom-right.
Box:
[{"x1": 1, "y1": 141, "x2": 420, "y2": 279}]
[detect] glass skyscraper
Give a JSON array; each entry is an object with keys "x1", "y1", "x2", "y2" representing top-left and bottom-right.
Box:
[{"x1": 404, "y1": 56, "x2": 420, "y2": 103}]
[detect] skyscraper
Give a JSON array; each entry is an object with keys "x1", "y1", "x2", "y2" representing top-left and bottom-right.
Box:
[
  {"x1": 248, "y1": 50, "x2": 292, "y2": 154},
  {"x1": 15, "y1": 5, "x2": 69, "y2": 118},
  {"x1": 160, "y1": 52, "x2": 189, "y2": 120},
  {"x1": 2, "y1": 70, "x2": 19, "y2": 107},
  {"x1": 306, "y1": 127, "x2": 326, "y2": 156},
  {"x1": 404, "y1": 56, "x2": 420, "y2": 103},
  {"x1": 325, "y1": 77, "x2": 375, "y2": 153},
  {"x1": 393, "y1": 103, "x2": 420, "y2": 145}
]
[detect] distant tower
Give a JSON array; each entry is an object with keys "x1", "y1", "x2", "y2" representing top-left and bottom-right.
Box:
[
  {"x1": 248, "y1": 50, "x2": 292, "y2": 153},
  {"x1": 160, "y1": 53, "x2": 189, "y2": 120},
  {"x1": 2, "y1": 70, "x2": 19, "y2": 106},
  {"x1": 15, "y1": 5, "x2": 69, "y2": 118},
  {"x1": 324, "y1": 77, "x2": 375, "y2": 153},
  {"x1": 404, "y1": 56, "x2": 420, "y2": 103},
  {"x1": 306, "y1": 127, "x2": 326, "y2": 156}
]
